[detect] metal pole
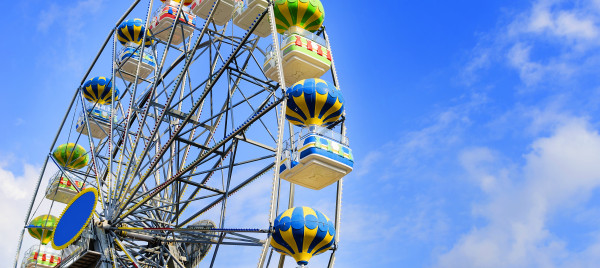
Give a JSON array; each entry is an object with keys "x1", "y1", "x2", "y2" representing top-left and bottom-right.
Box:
[
  {"x1": 277, "y1": 122, "x2": 296, "y2": 267},
  {"x1": 324, "y1": 28, "x2": 344, "y2": 268},
  {"x1": 258, "y1": 1, "x2": 288, "y2": 266}
]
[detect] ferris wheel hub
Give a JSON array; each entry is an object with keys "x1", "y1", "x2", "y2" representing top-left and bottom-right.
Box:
[{"x1": 96, "y1": 220, "x2": 111, "y2": 230}]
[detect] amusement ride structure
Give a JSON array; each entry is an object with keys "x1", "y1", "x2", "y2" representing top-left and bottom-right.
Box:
[{"x1": 14, "y1": 0, "x2": 353, "y2": 267}]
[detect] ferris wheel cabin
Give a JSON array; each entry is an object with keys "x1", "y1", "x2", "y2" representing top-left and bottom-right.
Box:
[
  {"x1": 264, "y1": 26, "x2": 332, "y2": 86},
  {"x1": 279, "y1": 126, "x2": 353, "y2": 190},
  {"x1": 117, "y1": 46, "x2": 156, "y2": 82},
  {"x1": 150, "y1": 1, "x2": 197, "y2": 45},
  {"x1": 21, "y1": 245, "x2": 61, "y2": 268},
  {"x1": 190, "y1": 0, "x2": 240, "y2": 26},
  {"x1": 45, "y1": 174, "x2": 85, "y2": 204},
  {"x1": 75, "y1": 104, "x2": 116, "y2": 139},
  {"x1": 232, "y1": 0, "x2": 271, "y2": 37},
  {"x1": 58, "y1": 225, "x2": 101, "y2": 268}
]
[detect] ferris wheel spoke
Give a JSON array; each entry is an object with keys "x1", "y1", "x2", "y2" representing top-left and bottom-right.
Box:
[
  {"x1": 177, "y1": 161, "x2": 275, "y2": 227},
  {"x1": 235, "y1": 86, "x2": 278, "y2": 142},
  {"x1": 113, "y1": 234, "x2": 143, "y2": 268},
  {"x1": 176, "y1": 85, "x2": 271, "y2": 139},
  {"x1": 119, "y1": 153, "x2": 225, "y2": 216},
  {"x1": 180, "y1": 153, "x2": 276, "y2": 181},
  {"x1": 173, "y1": 141, "x2": 235, "y2": 219},
  {"x1": 126, "y1": 150, "x2": 230, "y2": 225},
  {"x1": 207, "y1": 233, "x2": 226, "y2": 268},
  {"x1": 118, "y1": 90, "x2": 246, "y2": 221},
  {"x1": 117, "y1": 31, "x2": 207, "y2": 192},
  {"x1": 118, "y1": 46, "x2": 216, "y2": 213},
  {"x1": 134, "y1": 191, "x2": 222, "y2": 216},
  {"x1": 228, "y1": 67, "x2": 277, "y2": 91}
]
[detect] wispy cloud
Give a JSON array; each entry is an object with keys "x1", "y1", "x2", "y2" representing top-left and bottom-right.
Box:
[
  {"x1": 462, "y1": 0, "x2": 600, "y2": 88},
  {"x1": 436, "y1": 118, "x2": 600, "y2": 268},
  {"x1": 37, "y1": 0, "x2": 104, "y2": 35},
  {"x1": 506, "y1": 42, "x2": 573, "y2": 85},
  {"x1": 524, "y1": 3, "x2": 599, "y2": 41},
  {"x1": 360, "y1": 92, "x2": 488, "y2": 180},
  {"x1": 35, "y1": 0, "x2": 106, "y2": 75},
  {"x1": 37, "y1": 3, "x2": 60, "y2": 33}
]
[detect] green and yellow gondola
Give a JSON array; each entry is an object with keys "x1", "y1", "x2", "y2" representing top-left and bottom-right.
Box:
[
  {"x1": 52, "y1": 143, "x2": 89, "y2": 169},
  {"x1": 274, "y1": 0, "x2": 325, "y2": 34},
  {"x1": 28, "y1": 214, "x2": 58, "y2": 245}
]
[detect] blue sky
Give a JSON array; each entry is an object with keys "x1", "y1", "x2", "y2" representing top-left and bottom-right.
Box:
[{"x1": 4, "y1": 0, "x2": 600, "y2": 267}]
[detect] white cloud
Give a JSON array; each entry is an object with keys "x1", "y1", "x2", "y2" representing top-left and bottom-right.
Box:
[
  {"x1": 464, "y1": 0, "x2": 600, "y2": 87},
  {"x1": 0, "y1": 155, "x2": 67, "y2": 267},
  {"x1": 459, "y1": 147, "x2": 502, "y2": 193},
  {"x1": 355, "y1": 150, "x2": 382, "y2": 177},
  {"x1": 383, "y1": 93, "x2": 486, "y2": 174},
  {"x1": 0, "y1": 159, "x2": 42, "y2": 265},
  {"x1": 461, "y1": 49, "x2": 491, "y2": 86},
  {"x1": 506, "y1": 43, "x2": 545, "y2": 85},
  {"x1": 554, "y1": 12, "x2": 598, "y2": 39},
  {"x1": 436, "y1": 118, "x2": 600, "y2": 268},
  {"x1": 506, "y1": 41, "x2": 575, "y2": 86},
  {"x1": 527, "y1": 4, "x2": 599, "y2": 41}
]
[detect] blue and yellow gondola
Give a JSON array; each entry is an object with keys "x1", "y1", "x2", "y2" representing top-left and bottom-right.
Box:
[
  {"x1": 270, "y1": 207, "x2": 335, "y2": 266},
  {"x1": 82, "y1": 77, "x2": 119, "y2": 105},
  {"x1": 285, "y1": 78, "x2": 344, "y2": 127},
  {"x1": 116, "y1": 18, "x2": 153, "y2": 47}
]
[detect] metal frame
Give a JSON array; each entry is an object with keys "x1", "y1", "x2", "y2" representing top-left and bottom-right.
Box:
[{"x1": 14, "y1": 0, "x2": 347, "y2": 267}]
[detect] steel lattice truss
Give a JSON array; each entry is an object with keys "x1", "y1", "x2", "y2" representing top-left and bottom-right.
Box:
[{"x1": 15, "y1": 1, "x2": 345, "y2": 267}]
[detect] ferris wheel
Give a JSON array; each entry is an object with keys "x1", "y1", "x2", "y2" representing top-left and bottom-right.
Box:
[{"x1": 14, "y1": 0, "x2": 354, "y2": 267}]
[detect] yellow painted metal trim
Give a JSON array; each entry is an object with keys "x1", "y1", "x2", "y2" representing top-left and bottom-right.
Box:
[
  {"x1": 114, "y1": 237, "x2": 138, "y2": 265},
  {"x1": 50, "y1": 187, "x2": 98, "y2": 250}
]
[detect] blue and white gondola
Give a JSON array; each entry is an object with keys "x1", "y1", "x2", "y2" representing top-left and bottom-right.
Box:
[
  {"x1": 280, "y1": 78, "x2": 352, "y2": 190},
  {"x1": 76, "y1": 77, "x2": 119, "y2": 139},
  {"x1": 116, "y1": 19, "x2": 156, "y2": 82},
  {"x1": 280, "y1": 127, "x2": 353, "y2": 190}
]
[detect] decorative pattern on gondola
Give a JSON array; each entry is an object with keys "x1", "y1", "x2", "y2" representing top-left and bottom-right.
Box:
[
  {"x1": 281, "y1": 34, "x2": 332, "y2": 62},
  {"x1": 82, "y1": 77, "x2": 119, "y2": 105},
  {"x1": 274, "y1": 0, "x2": 325, "y2": 33},
  {"x1": 162, "y1": 0, "x2": 194, "y2": 6},
  {"x1": 153, "y1": 5, "x2": 197, "y2": 27},
  {"x1": 23, "y1": 248, "x2": 62, "y2": 267},
  {"x1": 116, "y1": 18, "x2": 154, "y2": 47},
  {"x1": 52, "y1": 143, "x2": 89, "y2": 169},
  {"x1": 83, "y1": 106, "x2": 113, "y2": 123},
  {"x1": 56, "y1": 177, "x2": 85, "y2": 191},
  {"x1": 270, "y1": 207, "x2": 335, "y2": 266},
  {"x1": 118, "y1": 47, "x2": 157, "y2": 67},
  {"x1": 286, "y1": 78, "x2": 344, "y2": 127},
  {"x1": 299, "y1": 135, "x2": 353, "y2": 165}
]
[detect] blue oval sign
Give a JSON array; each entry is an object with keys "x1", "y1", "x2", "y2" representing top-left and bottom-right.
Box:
[{"x1": 51, "y1": 188, "x2": 97, "y2": 250}]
